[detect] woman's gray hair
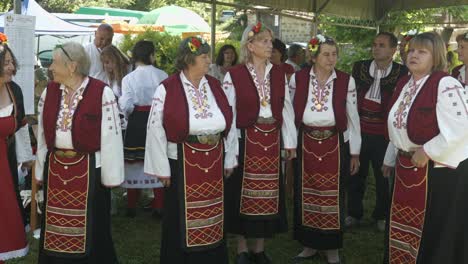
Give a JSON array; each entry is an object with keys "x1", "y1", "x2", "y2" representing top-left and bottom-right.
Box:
[
  {"x1": 175, "y1": 37, "x2": 211, "y2": 71},
  {"x1": 239, "y1": 23, "x2": 274, "y2": 64},
  {"x1": 53, "y1": 42, "x2": 90, "y2": 76}
]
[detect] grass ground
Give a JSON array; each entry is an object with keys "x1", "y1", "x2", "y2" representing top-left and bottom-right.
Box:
[{"x1": 10, "y1": 172, "x2": 384, "y2": 264}]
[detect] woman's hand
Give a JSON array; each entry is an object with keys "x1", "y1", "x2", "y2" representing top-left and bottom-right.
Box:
[
  {"x1": 381, "y1": 165, "x2": 394, "y2": 178},
  {"x1": 411, "y1": 148, "x2": 429, "y2": 168},
  {"x1": 284, "y1": 149, "x2": 297, "y2": 160},
  {"x1": 159, "y1": 177, "x2": 171, "y2": 188},
  {"x1": 350, "y1": 156, "x2": 360, "y2": 175},
  {"x1": 224, "y1": 168, "x2": 234, "y2": 178}
]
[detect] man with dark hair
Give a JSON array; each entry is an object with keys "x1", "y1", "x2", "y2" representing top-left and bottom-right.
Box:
[
  {"x1": 85, "y1": 23, "x2": 114, "y2": 83},
  {"x1": 346, "y1": 32, "x2": 408, "y2": 231},
  {"x1": 286, "y1": 44, "x2": 304, "y2": 72}
]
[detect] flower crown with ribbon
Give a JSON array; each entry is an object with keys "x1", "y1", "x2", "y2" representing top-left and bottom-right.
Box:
[
  {"x1": 187, "y1": 36, "x2": 208, "y2": 55},
  {"x1": 247, "y1": 22, "x2": 264, "y2": 39},
  {"x1": 403, "y1": 29, "x2": 418, "y2": 52},
  {"x1": 308, "y1": 34, "x2": 327, "y2": 53},
  {"x1": 0, "y1": 33, "x2": 8, "y2": 53}
]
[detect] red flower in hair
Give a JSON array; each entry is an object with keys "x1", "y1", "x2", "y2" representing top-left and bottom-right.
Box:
[
  {"x1": 310, "y1": 38, "x2": 319, "y2": 46},
  {"x1": 253, "y1": 22, "x2": 262, "y2": 33},
  {"x1": 404, "y1": 35, "x2": 413, "y2": 42},
  {"x1": 191, "y1": 37, "x2": 201, "y2": 48},
  {"x1": 0, "y1": 33, "x2": 8, "y2": 44}
]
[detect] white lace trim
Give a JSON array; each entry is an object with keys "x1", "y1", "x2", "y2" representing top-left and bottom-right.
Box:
[{"x1": 0, "y1": 244, "x2": 29, "y2": 260}]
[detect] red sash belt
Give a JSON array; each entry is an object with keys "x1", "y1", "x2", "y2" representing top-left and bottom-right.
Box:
[
  {"x1": 44, "y1": 151, "x2": 90, "y2": 255},
  {"x1": 360, "y1": 99, "x2": 385, "y2": 135},
  {"x1": 240, "y1": 123, "x2": 280, "y2": 217},
  {"x1": 182, "y1": 141, "x2": 224, "y2": 249},
  {"x1": 300, "y1": 125, "x2": 340, "y2": 230},
  {"x1": 389, "y1": 153, "x2": 428, "y2": 264},
  {"x1": 134, "y1": 105, "x2": 151, "y2": 112}
]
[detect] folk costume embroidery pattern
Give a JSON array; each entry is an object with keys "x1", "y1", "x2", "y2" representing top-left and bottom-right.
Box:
[
  {"x1": 309, "y1": 76, "x2": 332, "y2": 112},
  {"x1": 247, "y1": 63, "x2": 271, "y2": 107},
  {"x1": 393, "y1": 79, "x2": 422, "y2": 129},
  {"x1": 187, "y1": 83, "x2": 213, "y2": 119},
  {"x1": 57, "y1": 86, "x2": 86, "y2": 132}
]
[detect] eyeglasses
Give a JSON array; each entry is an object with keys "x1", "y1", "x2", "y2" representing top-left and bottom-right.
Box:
[{"x1": 55, "y1": 44, "x2": 73, "y2": 61}]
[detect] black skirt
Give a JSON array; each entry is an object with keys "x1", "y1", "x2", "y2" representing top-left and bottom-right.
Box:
[
  {"x1": 124, "y1": 110, "x2": 149, "y2": 161},
  {"x1": 38, "y1": 154, "x2": 118, "y2": 264},
  {"x1": 293, "y1": 133, "x2": 349, "y2": 250},
  {"x1": 224, "y1": 129, "x2": 288, "y2": 238},
  {"x1": 159, "y1": 158, "x2": 228, "y2": 264},
  {"x1": 383, "y1": 163, "x2": 462, "y2": 264}
]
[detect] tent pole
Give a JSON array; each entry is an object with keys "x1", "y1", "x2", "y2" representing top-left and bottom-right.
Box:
[
  {"x1": 36, "y1": 35, "x2": 40, "y2": 56},
  {"x1": 14, "y1": 0, "x2": 22, "y2": 14},
  {"x1": 211, "y1": 0, "x2": 216, "y2": 63}
]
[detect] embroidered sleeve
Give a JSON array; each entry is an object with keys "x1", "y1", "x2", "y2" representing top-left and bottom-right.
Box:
[
  {"x1": 281, "y1": 75, "x2": 298, "y2": 149},
  {"x1": 15, "y1": 123, "x2": 33, "y2": 163},
  {"x1": 118, "y1": 75, "x2": 135, "y2": 118},
  {"x1": 144, "y1": 84, "x2": 171, "y2": 178},
  {"x1": 383, "y1": 141, "x2": 397, "y2": 167},
  {"x1": 223, "y1": 73, "x2": 241, "y2": 139},
  {"x1": 423, "y1": 76, "x2": 468, "y2": 168},
  {"x1": 34, "y1": 89, "x2": 48, "y2": 182},
  {"x1": 346, "y1": 77, "x2": 362, "y2": 155},
  {"x1": 289, "y1": 73, "x2": 297, "y2": 103},
  {"x1": 100, "y1": 86, "x2": 124, "y2": 186},
  {"x1": 222, "y1": 74, "x2": 239, "y2": 169}
]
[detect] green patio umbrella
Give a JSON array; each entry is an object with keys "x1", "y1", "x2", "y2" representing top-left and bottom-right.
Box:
[{"x1": 137, "y1": 5, "x2": 210, "y2": 35}]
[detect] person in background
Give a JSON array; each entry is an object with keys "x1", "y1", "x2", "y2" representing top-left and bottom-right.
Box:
[
  {"x1": 223, "y1": 22, "x2": 297, "y2": 264},
  {"x1": 100, "y1": 45, "x2": 131, "y2": 100},
  {"x1": 208, "y1": 44, "x2": 238, "y2": 82},
  {"x1": 289, "y1": 35, "x2": 361, "y2": 264},
  {"x1": 35, "y1": 41, "x2": 123, "y2": 264},
  {"x1": 119, "y1": 40, "x2": 168, "y2": 217},
  {"x1": 382, "y1": 32, "x2": 468, "y2": 264},
  {"x1": 286, "y1": 44, "x2": 305, "y2": 72},
  {"x1": 346, "y1": 32, "x2": 408, "y2": 231},
  {"x1": 0, "y1": 32, "x2": 32, "y2": 264},
  {"x1": 144, "y1": 36, "x2": 237, "y2": 264},
  {"x1": 271, "y1": 38, "x2": 295, "y2": 80},
  {"x1": 452, "y1": 32, "x2": 468, "y2": 85},
  {"x1": 85, "y1": 23, "x2": 114, "y2": 83}
]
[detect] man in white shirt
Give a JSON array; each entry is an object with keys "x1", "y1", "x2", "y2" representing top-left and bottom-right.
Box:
[
  {"x1": 285, "y1": 44, "x2": 305, "y2": 72},
  {"x1": 85, "y1": 24, "x2": 114, "y2": 83}
]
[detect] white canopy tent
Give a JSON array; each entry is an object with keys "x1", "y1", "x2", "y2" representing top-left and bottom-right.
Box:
[{"x1": 0, "y1": 0, "x2": 95, "y2": 35}]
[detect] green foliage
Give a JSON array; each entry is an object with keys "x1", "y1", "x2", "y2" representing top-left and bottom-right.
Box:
[
  {"x1": 219, "y1": 13, "x2": 248, "y2": 41},
  {"x1": 119, "y1": 30, "x2": 182, "y2": 74},
  {"x1": 336, "y1": 44, "x2": 371, "y2": 74},
  {"x1": 37, "y1": 0, "x2": 134, "y2": 13},
  {"x1": 0, "y1": 1, "x2": 11, "y2": 12}
]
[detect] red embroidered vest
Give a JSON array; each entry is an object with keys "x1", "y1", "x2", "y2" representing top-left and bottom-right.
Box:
[
  {"x1": 162, "y1": 73, "x2": 233, "y2": 143},
  {"x1": 43, "y1": 77, "x2": 106, "y2": 152},
  {"x1": 386, "y1": 71, "x2": 448, "y2": 145},
  {"x1": 293, "y1": 67, "x2": 350, "y2": 132},
  {"x1": 229, "y1": 64, "x2": 285, "y2": 128},
  {"x1": 452, "y1": 64, "x2": 465, "y2": 85}
]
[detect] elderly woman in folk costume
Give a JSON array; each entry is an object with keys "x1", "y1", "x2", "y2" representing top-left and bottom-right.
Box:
[
  {"x1": 35, "y1": 42, "x2": 124, "y2": 264},
  {"x1": 144, "y1": 36, "x2": 238, "y2": 264},
  {"x1": 289, "y1": 35, "x2": 361, "y2": 264},
  {"x1": 119, "y1": 40, "x2": 168, "y2": 217},
  {"x1": 452, "y1": 32, "x2": 468, "y2": 86},
  {"x1": 223, "y1": 22, "x2": 297, "y2": 264},
  {"x1": 0, "y1": 33, "x2": 33, "y2": 264},
  {"x1": 382, "y1": 32, "x2": 468, "y2": 264}
]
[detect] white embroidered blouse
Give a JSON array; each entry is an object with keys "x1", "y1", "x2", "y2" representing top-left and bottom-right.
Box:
[
  {"x1": 383, "y1": 75, "x2": 468, "y2": 168},
  {"x1": 144, "y1": 72, "x2": 238, "y2": 178},
  {"x1": 35, "y1": 77, "x2": 124, "y2": 186},
  {"x1": 289, "y1": 67, "x2": 361, "y2": 155}
]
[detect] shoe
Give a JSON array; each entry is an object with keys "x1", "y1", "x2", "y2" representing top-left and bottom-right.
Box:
[
  {"x1": 292, "y1": 252, "x2": 320, "y2": 263},
  {"x1": 251, "y1": 251, "x2": 271, "y2": 264},
  {"x1": 236, "y1": 252, "x2": 251, "y2": 264},
  {"x1": 377, "y1": 220, "x2": 386, "y2": 232},
  {"x1": 126, "y1": 208, "x2": 136, "y2": 218},
  {"x1": 344, "y1": 216, "x2": 361, "y2": 228}
]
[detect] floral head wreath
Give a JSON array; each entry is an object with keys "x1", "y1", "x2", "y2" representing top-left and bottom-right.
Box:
[
  {"x1": 0, "y1": 33, "x2": 8, "y2": 53},
  {"x1": 247, "y1": 22, "x2": 264, "y2": 39},
  {"x1": 403, "y1": 29, "x2": 418, "y2": 52},
  {"x1": 308, "y1": 34, "x2": 327, "y2": 53},
  {"x1": 187, "y1": 36, "x2": 208, "y2": 55}
]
